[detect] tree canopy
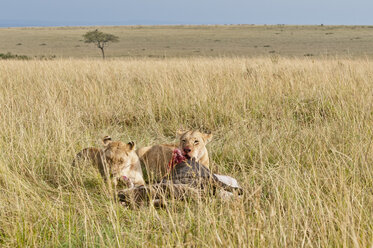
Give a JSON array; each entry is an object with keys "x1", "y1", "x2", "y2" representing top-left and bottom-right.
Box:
[{"x1": 83, "y1": 29, "x2": 119, "y2": 59}]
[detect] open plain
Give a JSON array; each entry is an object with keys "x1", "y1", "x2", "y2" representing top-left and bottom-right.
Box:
[{"x1": 0, "y1": 25, "x2": 373, "y2": 58}]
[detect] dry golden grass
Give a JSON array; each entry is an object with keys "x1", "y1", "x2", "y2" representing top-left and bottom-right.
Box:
[{"x1": 1, "y1": 57, "x2": 373, "y2": 247}]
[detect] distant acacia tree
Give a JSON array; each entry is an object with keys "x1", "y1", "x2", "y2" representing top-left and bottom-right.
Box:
[{"x1": 83, "y1": 29, "x2": 119, "y2": 59}]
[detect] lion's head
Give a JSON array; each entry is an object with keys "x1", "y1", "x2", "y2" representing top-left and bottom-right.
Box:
[
  {"x1": 177, "y1": 130, "x2": 213, "y2": 161},
  {"x1": 102, "y1": 136, "x2": 144, "y2": 187}
]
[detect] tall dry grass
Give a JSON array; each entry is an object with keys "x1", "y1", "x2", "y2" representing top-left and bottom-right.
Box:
[{"x1": 1, "y1": 57, "x2": 373, "y2": 247}]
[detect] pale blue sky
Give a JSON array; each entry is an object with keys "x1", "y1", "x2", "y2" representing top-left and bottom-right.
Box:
[{"x1": 1, "y1": 0, "x2": 372, "y2": 27}]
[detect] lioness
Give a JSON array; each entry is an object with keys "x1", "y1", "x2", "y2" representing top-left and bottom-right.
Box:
[
  {"x1": 73, "y1": 136, "x2": 145, "y2": 187},
  {"x1": 136, "y1": 130, "x2": 213, "y2": 182}
]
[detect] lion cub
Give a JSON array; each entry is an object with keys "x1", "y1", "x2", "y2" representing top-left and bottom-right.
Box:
[
  {"x1": 136, "y1": 130, "x2": 213, "y2": 182},
  {"x1": 73, "y1": 136, "x2": 145, "y2": 187}
]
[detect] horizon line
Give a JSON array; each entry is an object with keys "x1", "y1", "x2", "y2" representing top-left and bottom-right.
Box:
[{"x1": 1, "y1": 23, "x2": 373, "y2": 28}]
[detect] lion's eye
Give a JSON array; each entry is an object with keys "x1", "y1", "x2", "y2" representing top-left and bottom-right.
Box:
[
  {"x1": 194, "y1": 140, "x2": 199, "y2": 144},
  {"x1": 182, "y1": 140, "x2": 186, "y2": 143}
]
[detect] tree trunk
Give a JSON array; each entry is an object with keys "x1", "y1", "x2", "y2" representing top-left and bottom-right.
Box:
[{"x1": 100, "y1": 47, "x2": 105, "y2": 59}]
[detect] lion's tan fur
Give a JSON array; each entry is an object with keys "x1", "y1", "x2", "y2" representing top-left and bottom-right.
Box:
[
  {"x1": 73, "y1": 136, "x2": 145, "y2": 187},
  {"x1": 136, "y1": 130, "x2": 213, "y2": 182}
]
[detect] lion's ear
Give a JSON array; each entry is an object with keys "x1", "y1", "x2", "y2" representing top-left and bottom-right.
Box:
[
  {"x1": 202, "y1": 133, "x2": 213, "y2": 143},
  {"x1": 176, "y1": 130, "x2": 187, "y2": 138},
  {"x1": 127, "y1": 141, "x2": 136, "y2": 150},
  {"x1": 102, "y1": 136, "x2": 112, "y2": 146}
]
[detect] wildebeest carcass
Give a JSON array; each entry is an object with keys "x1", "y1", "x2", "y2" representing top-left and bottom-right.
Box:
[{"x1": 118, "y1": 156, "x2": 243, "y2": 206}]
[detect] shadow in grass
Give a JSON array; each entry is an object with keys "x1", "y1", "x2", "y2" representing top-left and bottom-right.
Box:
[
  {"x1": 0, "y1": 228, "x2": 5, "y2": 245},
  {"x1": 292, "y1": 98, "x2": 335, "y2": 126},
  {"x1": 83, "y1": 177, "x2": 104, "y2": 191}
]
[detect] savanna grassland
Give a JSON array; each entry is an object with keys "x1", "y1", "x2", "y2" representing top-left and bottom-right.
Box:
[
  {"x1": 1, "y1": 57, "x2": 373, "y2": 247},
  {"x1": 1, "y1": 25, "x2": 373, "y2": 58}
]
